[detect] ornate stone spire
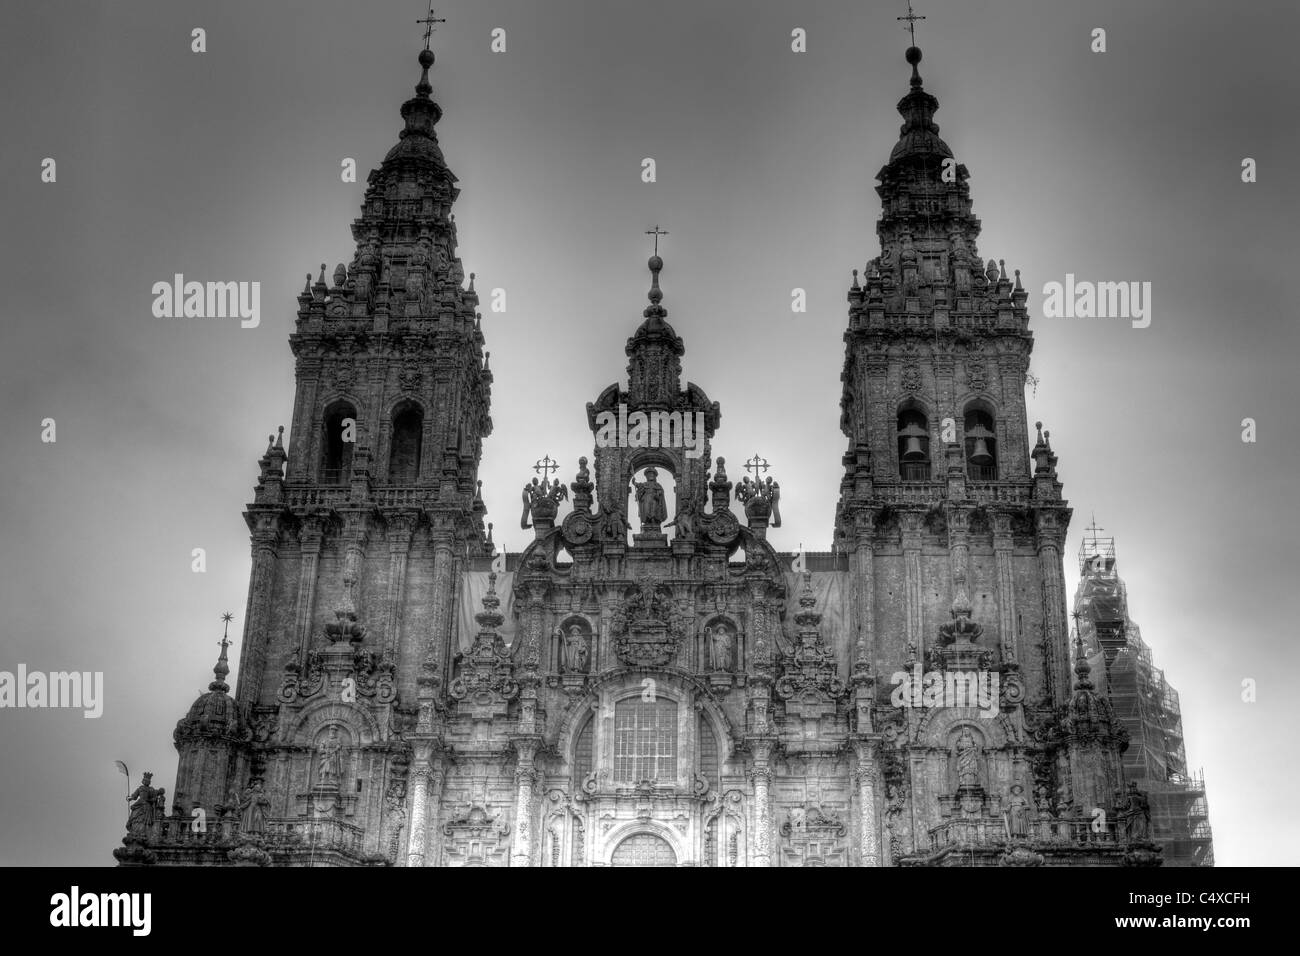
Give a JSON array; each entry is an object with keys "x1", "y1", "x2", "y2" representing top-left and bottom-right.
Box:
[
  {"x1": 297, "y1": 39, "x2": 478, "y2": 332},
  {"x1": 890, "y1": 46, "x2": 951, "y2": 165},
  {"x1": 625, "y1": 254, "x2": 685, "y2": 407},
  {"x1": 210, "y1": 614, "x2": 233, "y2": 694}
]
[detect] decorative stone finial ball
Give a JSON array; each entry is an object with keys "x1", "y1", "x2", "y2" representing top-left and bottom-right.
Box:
[
  {"x1": 905, "y1": 46, "x2": 922, "y2": 66},
  {"x1": 648, "y1": 255, "x2": 663, "y2": 272},
  {"x1": 419, "y1": 49, "x2": 435, "y2": 69}
]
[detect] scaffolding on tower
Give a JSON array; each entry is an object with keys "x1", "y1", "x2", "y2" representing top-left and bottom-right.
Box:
[{"x1": 1071, "y1": 530, "x2": 1214, "y2": 866}]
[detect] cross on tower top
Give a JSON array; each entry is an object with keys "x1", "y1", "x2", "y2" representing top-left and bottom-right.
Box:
[
  {"x1": 744, "y1": 454, "x2": 770, "y2": 479},
  {"x1": 417, "y1": 3, "x2": 446, "y2": 51},
  {"x1": 645, "y1": 225, "x2": 669, "y2": 256},
  {"x1": 533, "y1": 455, "x2": 558, "y2": 482},
  {"x1": 898, "y1": 1, "x2": 926, "y2": 46},
  {"x1": 1084, "y1": 515, "x2": 1104, "y2": 539}
]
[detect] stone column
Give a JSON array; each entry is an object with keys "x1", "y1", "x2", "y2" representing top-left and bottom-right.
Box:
[
  {"x1": 992, "y1": 512, "x2": 1017, "y2": 663},
  {"x1": 853, "y1": 737, "x2": 883, "y2": 867},
  {"x1": 852, "y1": 522, "x2": 876, "y2": 655},
  {"x1": 294, "y1": 514, "x2": 327, "y2": 660},
  {"x1": 405, "y1": 748, "x2": 444, "y2": 868},
  {"x1": 947, "y1": 507, "x2": 970, "y2": 591},
  {"x1": 749, "y1": 739, "x2": 775, "y2": 867},
  {"x1": 236, "y1": 514, "x2": 281, "y2": 707},
  {"x1": 934, "y1": 354, "x2": 955, "y2": 480},
  {"x1": 405, "y1": 764, "x2": 430, "y2": 868},
  {"x1": 383, "y1": 512, "x2": 418, "y2": 658},
  {"x1": 998, "y1": 355, "x2": 1028, "y2": 478},
  {"x1": 511, "y1": 739, "x2": 540, "y2": 867},
  {"x1": 1035, "y1": 510, "x2": 1069, "y2": 703},
  {"x1": 901, "y1": 512, "x2": 924, "y2": 657},
  {"x1": 427, "y1": 527, "x2": 456, "y2": 684},
  {"x1": 288, "y1": 359, "x2": 321, "y2": 481}
]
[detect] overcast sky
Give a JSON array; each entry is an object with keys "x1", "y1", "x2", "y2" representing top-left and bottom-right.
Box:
[{"x1": 1, "y1": 0, "x2": 1297, "y2": 866}]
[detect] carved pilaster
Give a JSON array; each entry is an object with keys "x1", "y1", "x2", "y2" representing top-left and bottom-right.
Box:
[
  {"x1": 511, "y1": 738, "x2": 541, "y2": 867},
  {"x1": 427, "y1": 526, "x2": 456, "y2": 685},
  {"x1": 236, "y1": 512, "x2": 281, "y2": 706},
  {"x1": 992, "y1": 511, "x2": 1017, "y2": 663},
  {"x1": 947, "y1": 506, "x2": 971, "y2": 590},
  {"x1": 289, "y1": 360, "x2": 322, "y2": 480},
  {"x1": 1035, "y1": 509, "x2": 1070, "y2": 703},
  {"x1": 852, "y1": 526, "x2": 876, "y2": 657},
  {"x1": 749, "y1": 740, "x2": 776, "y2": 867},
  {"x1": 338, "y1": 510, "x2": 371, "y2": 617},
  {"x1": 383, "y1": 511, "x2": 419, "y2": 658},
  {"x1": 901, "y1": 512, "x2": 924, "y2": 657},
  {"x1": 852, "y1": 737, "x2": 883, "y2": 867},
  {"x1": 294, "y1": 513, "x2": 328, "y2": 661}
]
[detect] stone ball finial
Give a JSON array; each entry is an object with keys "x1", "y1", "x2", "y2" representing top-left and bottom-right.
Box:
[
  {"x1": 419, "y1": 48, "x2": 435, "y2": 69},
  {"x1": 906, "y1": 46, "x2": 922, "y2": 66},
  {"x1": 648, "y1": 254, "x2": 663, "y2": 273}
]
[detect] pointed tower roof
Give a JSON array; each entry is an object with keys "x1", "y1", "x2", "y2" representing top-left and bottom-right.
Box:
[
  {"x1": 174, "y1": 616, "x2": 242, "y2": 741},
  {"x1": 627, "y1": 254, "x2": 684, "y2": 354},
  {"x1": 386, "y1": 46, "x2": 450, "y2": 166},
  {"x1": 623, "y1": 253, "x2": 686, "y2": 408},
  {"x1": 889, "y1": 46, "x2": 953, "y2": 164}
]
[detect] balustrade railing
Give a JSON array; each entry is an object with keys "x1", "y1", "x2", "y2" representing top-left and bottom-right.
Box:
[{"x1": 927, "y1": 816, "x2": 1123, "y2": 851}]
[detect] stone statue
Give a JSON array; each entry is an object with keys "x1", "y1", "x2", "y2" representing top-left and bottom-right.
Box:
[
  {"x1": 664, "y1": 495, "x2": 698, "y2": 539},
  {"x1": 707, "y1": 623, "x2": 733, "y2": 672},
  {"x1": 597, "y1": 497, "x2": 629, "y2": 542},
  {"x1": 316, "y1": 727, "x2": 343, "y2": 788},
  {"x1": 561, "y1": 624, "x2": 589, "y2": 674},
  {"x1": 126, "y1": 772, "x2": 161, "y2": 836},
  {"x1": 1006, "y1": 784, "x2": 1031, "y2": 839},
  {"x1": 630, "y1": 468, "x2": 668, "y2": 530},
  {"x1": 1119, "y1": 781, "x2": 1151, "y2": 842},
  {"x1": 520, "y1": 478, "x2": 540, "y2": 529},
  {"x1": 953, "y1": 728, "x2": 983, "y2": 790},
  {"x1": 237, "y1": 779, "x2": 270, "y2": 835}
]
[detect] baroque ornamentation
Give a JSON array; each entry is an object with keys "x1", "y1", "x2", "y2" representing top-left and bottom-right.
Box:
[{"x1": 608, "y1": 580, "x2": 689, "y2": 667}]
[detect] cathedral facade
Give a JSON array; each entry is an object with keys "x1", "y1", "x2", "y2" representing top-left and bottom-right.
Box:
[{"x1": 115, "y1": 37, "x2": 1162, "y2": 867}]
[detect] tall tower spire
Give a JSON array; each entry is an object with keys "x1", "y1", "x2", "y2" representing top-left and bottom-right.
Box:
[{"x1": 835, "y1": 14, "x2": 1071, "y2": 718}]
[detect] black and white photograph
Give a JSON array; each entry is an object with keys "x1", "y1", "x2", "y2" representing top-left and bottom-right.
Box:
[{"x1": 1, "y1": 0, "x2": 1294, "y2": 933}]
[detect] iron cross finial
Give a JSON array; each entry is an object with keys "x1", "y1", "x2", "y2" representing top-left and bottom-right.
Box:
[
  {"x1": 418, "y1": 3, "x2": 446, "y2": 50},
  {"x1": 898, "y1": 1, "x2": 926, "y2": 46},
  {"x1": 744, "y1": 454, "x2": 770, "y2": 479},
  {"x1": 534, "y1": 455, "x2": 558, "y2": 482},
  {"x1": 645, "y1": 225, "x2": 669, "y2": 256},
  {"x1": 219, "y1": 612, "x2": 234, "y2": 648}
]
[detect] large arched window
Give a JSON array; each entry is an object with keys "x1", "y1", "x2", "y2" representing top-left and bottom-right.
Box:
[
  {"x1": 614, "y1": 697, "x2": 677, "y2": 783},
  {"x1": 964, "y1": 407, "x2": 998, "y2": 480},
  {"x1": 897, "y1": 406, "x2": 931, "y2": 481},
  {"x1": 320, "y1": 401, "x2": 357, "y2": 484},
  {"x1": 611, "y1": 833, "x2": 676, "y2": 867},
  {"x1": 388, "y1": 402, "x2": 424, "y2": 482},
  {"x1": 698, "y1": 714, "x2": 719, "y2": 793},
  {"x1": 572, "y1": 715, "x2": 593, "y2": 784}
]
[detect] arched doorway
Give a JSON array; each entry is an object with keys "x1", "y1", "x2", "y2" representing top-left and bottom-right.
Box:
[{"x1": 610, "y1": 832, "x2": 677, "y2": 867}]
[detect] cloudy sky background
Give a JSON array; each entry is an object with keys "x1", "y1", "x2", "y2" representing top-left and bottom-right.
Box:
[{"x1": 2, "y1": 0, "x2": 1297, "y2": 865}]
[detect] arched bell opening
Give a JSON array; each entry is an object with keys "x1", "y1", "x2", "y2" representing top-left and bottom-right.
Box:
[
  {"x1": 320, "y1": 400, "x2": 358, "y2": 483},
  {"x1": 963, "y1": 400, "x2": 998, "y2": 480},
  {"x1": 896, "y1": 400, "x2": 931, "y2": 481}
]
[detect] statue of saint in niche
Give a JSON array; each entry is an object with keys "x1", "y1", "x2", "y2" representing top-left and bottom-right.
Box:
[{"x1": 630, "y1": 467, "x2": 668, "y2": 530}]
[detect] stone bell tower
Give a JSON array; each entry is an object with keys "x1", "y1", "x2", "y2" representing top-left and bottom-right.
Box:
[
  {"x1": 123, "y1": 35, "x2": 496, "y2": 866},
  {"x1": 832, "y1": 44, "x2": 1137, "y2": 864}
]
